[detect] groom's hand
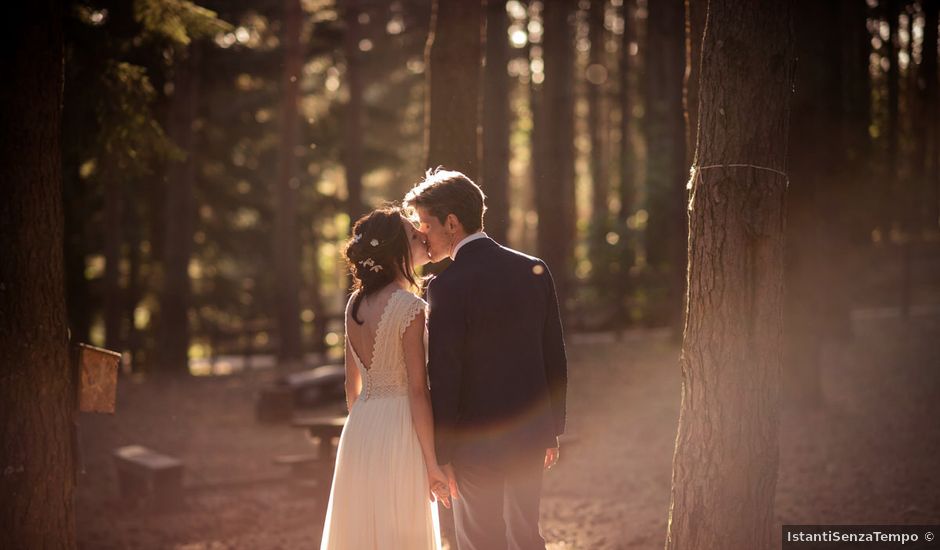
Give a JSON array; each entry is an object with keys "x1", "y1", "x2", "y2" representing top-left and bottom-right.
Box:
[
  {"x1": 544, "y1": 445, "x2": 560, "y2": 470},
  {"x1": 441, "y1": 463, "x2": 460, "y2": 500}
]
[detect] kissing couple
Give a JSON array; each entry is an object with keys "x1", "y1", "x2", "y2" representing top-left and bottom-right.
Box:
[{"x1": 319, "y1": 168, "x2": 568, "y2": 550}]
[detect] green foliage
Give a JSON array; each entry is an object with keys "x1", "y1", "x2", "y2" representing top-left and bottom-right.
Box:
[
  {"x1": 135, "y1": 0, "x2": 232, "y2": 45},
  {"x1": 97, "y1": 61, "x2": 181, "y2": 177}
]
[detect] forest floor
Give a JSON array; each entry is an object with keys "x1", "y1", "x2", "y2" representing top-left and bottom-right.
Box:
[{"x1": 76, "y1": 309, "x2": 940, "y2": 550}]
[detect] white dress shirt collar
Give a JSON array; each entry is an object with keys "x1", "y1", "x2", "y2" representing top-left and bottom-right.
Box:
[{"x1": 451, "y1": 232, "x2": 488, "y2": 260}]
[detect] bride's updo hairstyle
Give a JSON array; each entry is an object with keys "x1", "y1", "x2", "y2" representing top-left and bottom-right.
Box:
[{"x1": 343, "y1": 207, "x2": 418, "y2": 325}]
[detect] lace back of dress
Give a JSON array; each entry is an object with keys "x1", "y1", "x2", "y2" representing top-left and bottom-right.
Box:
[{"x1": 358, "y1": 291, "x2": 424, "y2": 401}]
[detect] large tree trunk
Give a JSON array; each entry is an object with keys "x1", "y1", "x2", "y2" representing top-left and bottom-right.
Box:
[
  {"x1": 482, "y1": 0, "x2": 511, "y2": 244},
  {"x1": 0, "y1": 2, "x2": 77, "y2": 546},
  {"x1": 538, "y1": 0, "x2": 575, "y2": 309},
  {"x1": 665, "y1": 0, "x2": 793, "y2": 548},
  {"x1": 425, "y1": 0, "x2": 483, "y2": 180},
  {"x1": 343, "y1": 0, "x2": 366, "y2": 224},
  {"x1": 644, "y1": 0, "x2": 686, "y2": 328},
  {"x1": 275, "y1": 0, "x2": 304, "y2": 366},
  {"x1": 159, "y1": 45, "x2": 200, "y2": 375}
]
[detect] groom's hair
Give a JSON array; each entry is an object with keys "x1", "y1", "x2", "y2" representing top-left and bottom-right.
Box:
[{"x1": 403, "y1": 168, "x2": 486, "y2": 233}]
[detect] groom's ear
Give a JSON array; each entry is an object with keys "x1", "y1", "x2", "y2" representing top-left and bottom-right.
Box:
[{"x1": 445, "y1": 213, "x2": 461, "y2": 233}]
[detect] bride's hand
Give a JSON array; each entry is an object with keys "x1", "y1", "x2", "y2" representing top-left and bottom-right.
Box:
[{"x1": 427, "y1": 465, "x2": 451, "y2": 508}]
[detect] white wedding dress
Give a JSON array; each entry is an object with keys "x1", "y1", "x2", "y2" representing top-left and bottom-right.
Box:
[{"x1": 319, "y1": 289, "x2": 442, "y2": 550}]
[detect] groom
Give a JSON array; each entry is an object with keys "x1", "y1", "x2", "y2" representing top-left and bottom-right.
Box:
[{"x1": 405, "y1": 168, "x2": 568, "y2": 550}]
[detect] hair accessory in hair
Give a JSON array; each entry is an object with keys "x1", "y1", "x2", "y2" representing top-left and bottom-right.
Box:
[
  {"x1": 353, "y1": 233, "x2": 362, "y2": 243},
  {"x1": 370, "y1": 238, "x2": 379, "y2": 247},
  {"x1": 359, "y1": 258, "x2": 375, "y2": 267},
  {"x1": 370, "y1": 264, "x2": 383, "y2": 272}
]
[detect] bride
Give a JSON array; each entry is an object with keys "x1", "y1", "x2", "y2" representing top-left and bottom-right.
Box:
[{"x1": 319, "y1": 207, "x2": 448, "y2": 550}]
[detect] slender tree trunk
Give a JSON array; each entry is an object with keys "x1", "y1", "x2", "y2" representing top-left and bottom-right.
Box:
[
  {"x1": 103, "y1": 176, "x2": 123, "y2": 350},
  {"x1": 619, "y1": 0, "x2": 636, "y2": 223},
  {"x1": 921, "y1": 0, "x2": 939, "y2": 229},
  {"x1": 159, "y1": 45, "x2": 200, "y2": 375},
  {"x1": 684, "y1": 0, "x2": 706, "y2": 168},
  {"x1": 343, "y1": 0, "x2": 366, "y2": 224},
  {"x1": 425, "y1": 0, "x2": 483, "y2": 180},
  {"x1": 588, "y1": 0, "x2": 609, "y2": 226},
  {"x1": 784, "y1": 0, "x2": 844, "y2": 408},
  {"x1": 887, "y1": 0, "x2": 901, "y2": 230},
  {"x1": 538, "y1": 0, "x2": 576, "y2": 310},
  {"x1": 665, "y1": 0, "x2": 793, "y2": 548},
  {"x1": 483, "y1": 0, "x2": 511, "y2": 244},
  {"x1": 125, "y1": 183, "x2": 143, "y2": 370},
  {"x1": 0, "y1": 2, "x2": 77, "y2": 546},
  {"x1": 64, "y1": 172, "x2": 91, "y2": 344},
  {"x1": 644, "y1": 0, "x2": 686, "y2": 328},
  {"x1": 276, "y1": 0, "x2": 304, "y2": 366}
]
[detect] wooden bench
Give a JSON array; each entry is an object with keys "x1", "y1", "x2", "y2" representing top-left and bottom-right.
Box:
[{"x1": 113, "y1": 445, "x2": 184, "y2": 508}]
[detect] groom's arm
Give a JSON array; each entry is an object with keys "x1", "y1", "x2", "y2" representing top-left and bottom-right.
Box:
[
  {"x1": 540, "y1": 262, "x2": 568, "y2": 437},
  {"x1": 427, "y1": 275, "x2": 466, "y2": 466}
]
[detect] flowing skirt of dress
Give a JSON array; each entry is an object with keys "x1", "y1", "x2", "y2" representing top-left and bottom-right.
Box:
[{"x1": 319, "y1": 394, "x2": 441, "y2": 550}]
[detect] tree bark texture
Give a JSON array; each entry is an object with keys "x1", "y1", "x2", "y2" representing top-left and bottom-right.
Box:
[
  {"x1": 665, "y1": 0, "x2": 793, "y2": 548},
  {"x1": 0, "y1": 2, "x2": 77, "y2": 547},
  {"x1": 425, "y1": 0, "x2": 483, "y2": 181},
  {"x1": 276, "y1": 0, "x2": 304, "y2": 364},
  {"x1": 483, "y1": 0, "x2": 511, "y2": 244}
]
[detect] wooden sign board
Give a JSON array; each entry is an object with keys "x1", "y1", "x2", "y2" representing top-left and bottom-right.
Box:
[{"x1": 74, "y1": 343, "x2": 120, "y2": 413}]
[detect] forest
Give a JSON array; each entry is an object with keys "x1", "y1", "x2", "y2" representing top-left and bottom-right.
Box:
[{"x1": 2, "y1": 0, "x2": 939, "y2": 548}]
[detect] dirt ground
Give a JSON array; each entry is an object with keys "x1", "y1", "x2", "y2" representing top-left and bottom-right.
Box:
[{"x1": 76, "y1": 310, "x2": 940, "y2": 550}]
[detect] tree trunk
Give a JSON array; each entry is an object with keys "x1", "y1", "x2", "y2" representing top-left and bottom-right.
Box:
[
  {"x1": 159, "y1": 45, "x2": 200, "y2": 375},
  {"x1": 588, "y1": 0, "x2": 609, "y2": 226},
  {"x1": 483, "y1": 0, "x2": 511, "y2": 244},
  {"x1": 887, "y1": 0, "x2": 901, "y2": 230},
  {"x1": 103, "y1": 176, "x2": 123, "y2": 350},
  {"x1": 0, "y1": 2, "x2": 77, "y2": 546},
  {"x1": 343, "y1": 0, "x2": 366, "y2": 224},
  {"x1": 276, "y1": 0, "x2": 304, "y2": 366},
  {"x1": 644, "y1": 0, "x2": 687, "y2": 328},
  {"x1": 921, "y1": 0, "x2": 939, "y2": 229},
  {"x1": 684, "y1": 0, "x2": 706, "y2": 167},
  {"x1": 64, "y1": 172, "x2": 92, "y2": 344},
  {"x1": 425, "y1": 0, "x2": 483, "y2": 181},
  {"x1": 784, "y1": 0, "x2": 845, "y2": 408},
  {"x1": 619, "y1": 0, "x2": 637, "y2": 222},
  {"x1": 538, "y1": 0, "x2": 576, "y2": 310},
  {"x1": 665, "y1": 0, "x2": 793, "y2": 548}
]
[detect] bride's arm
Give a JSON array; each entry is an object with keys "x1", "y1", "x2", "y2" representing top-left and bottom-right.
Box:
[
  {"x1": 343, "y1": 299, "x2": 362, "y2": 411},
  {"x1": 402, "y1": 310, "x2": 445, "y2": 477},
  {"x1": 344, "y1": 335, "x2": 362, "y2": 411}
]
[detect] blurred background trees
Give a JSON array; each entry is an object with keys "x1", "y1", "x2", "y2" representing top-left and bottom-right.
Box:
[{"x1": 55, "y1": 0, "x2": 940, "y2": 377}]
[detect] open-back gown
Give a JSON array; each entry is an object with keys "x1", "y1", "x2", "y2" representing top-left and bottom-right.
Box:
[{"x1": 319, "y1": 289, "x2": 442, "y2": 550}]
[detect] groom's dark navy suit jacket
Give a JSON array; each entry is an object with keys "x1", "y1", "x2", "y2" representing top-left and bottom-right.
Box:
[{"x1": 427, "y1": 236, "x2": 567, "y2": 465}]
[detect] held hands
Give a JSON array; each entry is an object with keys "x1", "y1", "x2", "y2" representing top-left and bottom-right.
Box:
[{"x1": 427, "y1": 464, "x2": 453, "y2": 508}]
